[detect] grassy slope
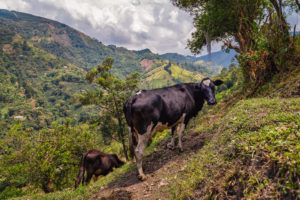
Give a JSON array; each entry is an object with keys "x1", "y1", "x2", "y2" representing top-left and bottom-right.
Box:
[
  {"x1": 167, "y1": 67, "x2": 300, "y2": 199},
  {"x1": 169, "y1": 98, "x2": 299, "y2": 199},
  {"x1": 12, "y1": 67, "x2": 300, "y2": 200}
]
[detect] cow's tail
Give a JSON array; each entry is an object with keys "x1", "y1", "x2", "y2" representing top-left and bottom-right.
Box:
[
  {"x1": 75, "y1": 152, "x2": 87, "y2": 189},
  {"x1": 123, "y1": 96, "x2": 137, "y2": 159}
]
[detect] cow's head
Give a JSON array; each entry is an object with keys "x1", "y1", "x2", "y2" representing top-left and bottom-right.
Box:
[{"x1": 199, "y1": 78, "x2": 223, "y2": 105}]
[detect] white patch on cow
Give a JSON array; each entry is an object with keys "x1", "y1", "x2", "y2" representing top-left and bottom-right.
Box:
[
  {"x1": 153, "y1": 113, "x2": 186, "y2": 134},
  {"x1": 203, "y1": 79, "x2": 211, "y2": 86},
  {"x1": 136, "y1": 90, "x2": 142, "y2": 95}
]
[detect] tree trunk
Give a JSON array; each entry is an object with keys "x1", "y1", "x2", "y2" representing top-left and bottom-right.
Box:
[
  {"x1": 205, "y1": 32, "x2": 211, "y2": 61},
  {"x1": 121, "y1": 134, "x2": 128, "y2": 161},
  {"x1": 117, "y1": 117, "x2": 128, "y2": 161},
  {"x1": 269, "y1": 0, "x2": 290, "y2": 36}
]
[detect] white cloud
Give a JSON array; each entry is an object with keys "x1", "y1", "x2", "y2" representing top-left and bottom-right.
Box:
[
  {"x1": 0, "y1": 0, "x2": 29, "y2": 10},
  {"x1": 0, "y1": 0, "x2": 218, "y2": 55},
  {"x1": 1, "y1": 0, "x2": 299, "y2": 56},
  {"x1": 169, "y1": 10, "x2": 178, "y2": 24}
]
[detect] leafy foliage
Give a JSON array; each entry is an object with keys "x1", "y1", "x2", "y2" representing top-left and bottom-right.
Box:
[
  {"x1": 0, "y1": 121, "x2": 103, "y2": 197},
  {"x1": 79, "y1": 58, "x2": 140, "y2": 160},
  {"x1": 172, "y1": 0, "x2": 299, "y2": 88}
]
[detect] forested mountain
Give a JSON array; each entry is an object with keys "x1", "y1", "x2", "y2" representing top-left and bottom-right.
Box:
[
  {"x1": 0, "y1": 9, "x2": 152, "y2": 78},
  {"x1": 0, "y1": 9, "x2": 214, "y2": 134},
  {"x1": 0, "y1": 9, "x2": 219, "y2": 78},
  {"x1": 0, "y1": 25, "x2": 95, "y2": 132}
]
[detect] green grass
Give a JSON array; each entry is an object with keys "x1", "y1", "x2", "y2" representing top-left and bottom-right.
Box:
[
  {"x1": 11, "y1": 130, "x2": 171, "y2": 200},
  {"x1": 11, "y1": 163, "x2": 136, "y2": 200},
  {"x1": 168, "y1": 98, "x2": 300, "y2": 199}
]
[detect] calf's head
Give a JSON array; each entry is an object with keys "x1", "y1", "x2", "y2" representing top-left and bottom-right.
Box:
[{"x1": 200, "y1": 78, "x2": 223, "y2": 105}]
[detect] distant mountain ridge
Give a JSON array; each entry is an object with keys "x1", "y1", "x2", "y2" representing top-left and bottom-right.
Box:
[{"x1": 161, "y1": 50, "x2": 238, "y2": 68}]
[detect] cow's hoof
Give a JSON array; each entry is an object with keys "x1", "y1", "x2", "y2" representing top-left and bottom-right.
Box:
[
  {"x1": 138, "y1": 174, "x2": 148, "y2": 181},
  {"x1": 167, "y1": 143, "x2": 175, "y2": 150}
]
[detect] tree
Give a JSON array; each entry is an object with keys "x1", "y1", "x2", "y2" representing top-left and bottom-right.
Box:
[
  {"x1": 80, "y1": 58, "x2": 140, "y2": 161},
  {"x1": 172, "y1": 0, "x2": 298, "y2": 87}
]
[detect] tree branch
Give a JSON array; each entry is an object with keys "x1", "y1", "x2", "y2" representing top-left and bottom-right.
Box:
[
  {"x1": 223, "y1": 40, "x2": 242, "y2": 53},
  {"x1": 295, "y1": 0, "x2": 300, "y2": 10}
]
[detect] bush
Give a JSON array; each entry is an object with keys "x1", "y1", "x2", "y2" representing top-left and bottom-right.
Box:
[
  {"x1": 0, "y1": 186, "x2": 26, "y2": 200},
  {"x1": 0, "y1": 121, "x2": 105, "y2": 195}
]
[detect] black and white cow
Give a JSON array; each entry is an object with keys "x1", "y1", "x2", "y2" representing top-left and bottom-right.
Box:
[{"x1": 123, "y1": 77, "x2": 223, "y2": 180}]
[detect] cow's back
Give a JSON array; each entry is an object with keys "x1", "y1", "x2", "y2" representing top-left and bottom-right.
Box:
[{"x1": 127, "y1": 83, "x2": 197, "y2": 134}]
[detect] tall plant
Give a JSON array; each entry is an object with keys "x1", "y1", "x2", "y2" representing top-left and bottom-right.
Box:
[
  {"x1": 80, "y1": 58, "x2": 140, "y2": 161},
  {"x1": 172, "y1": 0, "x2": 298, "y2": 87}
]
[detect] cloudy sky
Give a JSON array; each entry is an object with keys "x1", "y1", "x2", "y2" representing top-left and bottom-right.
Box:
[{"x1": 0, "y1": 0, "x2": 299, "y2": 56}]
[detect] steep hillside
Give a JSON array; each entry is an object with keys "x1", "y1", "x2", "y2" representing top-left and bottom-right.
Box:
[
  {"x1": 16, "y1": 66, "x2": 299, "y2": 200},
  {"x1": 0, "y1": 9, "x2": 161, "y2": 78},
  {"x1": 0, "y1": 26, "x2": 97, "y2": 133},
  {"x1": 140, "y1": 60, "x2": 204, "y2": 89}
]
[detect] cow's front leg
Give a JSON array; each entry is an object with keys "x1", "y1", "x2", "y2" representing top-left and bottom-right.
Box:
[
  {"x1": 167, "y1": 126, "x2": 176, "y2": 149},
  {"x1": 135, "y1": 133, "x2": 149, "y2": 181},
  {"x1": 178, "y1": 122, "x2": 185, "y2": 152}
]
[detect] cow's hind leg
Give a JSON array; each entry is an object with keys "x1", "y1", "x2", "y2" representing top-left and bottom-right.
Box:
[
  {"x1": 178, "y1": 122, "x2": 185, "y2": 152},
  {"x1": 135, "y1": 132, "x2": 150, "y2": 181},
  {"x1": 167, "y1": 126, "x2": 176, "y2": 150}
]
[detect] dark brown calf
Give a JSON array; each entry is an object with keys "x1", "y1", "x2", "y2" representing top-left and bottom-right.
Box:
[{"x1": 75, "y1": 149, "x2": 124, "y2": 188}]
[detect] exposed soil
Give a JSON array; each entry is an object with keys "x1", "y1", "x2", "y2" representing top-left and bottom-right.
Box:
[
  {"x1": 89, "y1": 132, "x2": 211, "y2": 200},
  {"x1": 140, "y1": 59, "x2": 153, "y2": 71}
]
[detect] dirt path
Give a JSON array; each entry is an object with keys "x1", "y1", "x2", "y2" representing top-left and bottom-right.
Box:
[{"x1": 89, "y1": 132, "x2": 211, "y2": 200}]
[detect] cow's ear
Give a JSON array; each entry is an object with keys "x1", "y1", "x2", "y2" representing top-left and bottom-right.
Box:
[{"x1": 213, "y1": 80, "x2": 223, "y2": 86}]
